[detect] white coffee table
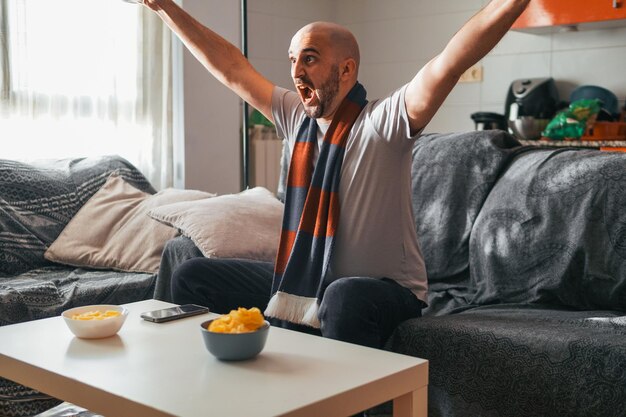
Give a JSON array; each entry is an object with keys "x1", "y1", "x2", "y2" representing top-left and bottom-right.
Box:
[{"x1": 0, "y1": 299, "x2": 428, "y2": 417}]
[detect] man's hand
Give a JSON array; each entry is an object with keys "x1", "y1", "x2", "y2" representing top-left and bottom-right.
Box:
[
  {"x1": 405, "y1": 0, "x2": 531, "y2": 135},
  {"x1": 142, "y1": 0, "x2": 163, "y2": 12},
  {"x1": 141, "y1": 0, "x2": 155, "y2": 11}
]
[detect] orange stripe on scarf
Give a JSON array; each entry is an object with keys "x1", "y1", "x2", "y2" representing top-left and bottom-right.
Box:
[
  {"x1": 288, "y1": 142, "x2": 315, "y2": 187},
  {"x1": 298, "y1": 188, "x2": 339, "y2": 237}
]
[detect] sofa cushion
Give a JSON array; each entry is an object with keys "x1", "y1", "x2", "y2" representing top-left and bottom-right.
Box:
[
  {"x1": 44, "y1": 175, "x2": 213, "y2": 273},
  {"x1": 148, "y1": 187, "x2": 283, "y2": 262},
  {"x1": 410, "y1": 131, "x2": 522, "y2": 315},
  {"x1": 470, "y1": 147, "x2": 626, "y2": 312},
  {"x1": 0, "y1": 156, "x2": 155, "y2": 277}
]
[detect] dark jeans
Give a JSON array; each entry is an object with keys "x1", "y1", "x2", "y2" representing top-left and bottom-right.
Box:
[{"x1": 171, "y1": 257, "x2": 424, "y2": 349}]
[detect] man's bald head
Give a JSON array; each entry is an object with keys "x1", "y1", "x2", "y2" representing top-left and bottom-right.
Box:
[{"x1": 292, "y1": 22, "x2": 360, "y2": 71}]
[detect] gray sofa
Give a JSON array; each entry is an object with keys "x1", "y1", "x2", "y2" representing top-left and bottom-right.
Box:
[
  {"x1": 386, "y1": 131, "x2": 626, "y2": 417},
  {"x1": 3, "y1": 130, "x2": 626, "y2": 417}
]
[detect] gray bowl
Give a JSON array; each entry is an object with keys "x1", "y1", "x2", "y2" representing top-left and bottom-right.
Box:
[{"x1": 200, "y1": 319, "x2": 270, "y2": 361}]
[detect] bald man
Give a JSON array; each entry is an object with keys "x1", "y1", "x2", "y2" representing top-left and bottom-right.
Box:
[{"x1": 144, "y1": 0, "x2": 530, "y2": 348}]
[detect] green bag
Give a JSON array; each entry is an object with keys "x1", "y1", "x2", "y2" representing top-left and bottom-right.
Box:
[{"x1": 542, "y1": 98, "x2": 601, "y2": 140}]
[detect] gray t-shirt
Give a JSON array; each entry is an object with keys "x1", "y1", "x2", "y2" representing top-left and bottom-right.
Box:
[{"x1": 271, "y1": 84, "x2": 427, "y2": 303}]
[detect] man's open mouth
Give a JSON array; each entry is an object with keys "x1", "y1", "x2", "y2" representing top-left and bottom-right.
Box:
[{"x1": 297, "y1": 84, "x2": 315, "y2": 104}]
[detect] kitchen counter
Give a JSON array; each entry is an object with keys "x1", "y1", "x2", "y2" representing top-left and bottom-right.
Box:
[{"x1": 519, "y1": 139, "x2": 626, "y2": 150}]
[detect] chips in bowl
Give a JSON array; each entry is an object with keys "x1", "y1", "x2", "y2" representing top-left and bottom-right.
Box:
[
  {"x1": 62, "y1": 305, "x2": 128, "y2": 339},
  {"x1": 207, "y1": 307, "x2": 264, "y2": 333}
]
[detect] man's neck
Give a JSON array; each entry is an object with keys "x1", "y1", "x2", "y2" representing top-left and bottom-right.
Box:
[
  {"x1": 316, "y1": 118, "x2": 332, "y2": 127},
  {"x1": 317, "y1": 113, "x2": 335, "y2": 124}
]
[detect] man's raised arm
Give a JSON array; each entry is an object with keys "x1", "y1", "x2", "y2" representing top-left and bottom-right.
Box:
[
  {"x1": 143, "y1": 0, "x2": 275, "y2": 122},
  {"x1": 405, "y1": 0, "x2": 531, "y2": 134}
]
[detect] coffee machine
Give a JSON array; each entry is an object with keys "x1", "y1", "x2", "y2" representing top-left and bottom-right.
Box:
[
  {"x1": 505, "y1": 78, "x2": 559, "y2": 120},
  {"x1": 471, "y1": 77, "x2": 560, "y2": 140}
]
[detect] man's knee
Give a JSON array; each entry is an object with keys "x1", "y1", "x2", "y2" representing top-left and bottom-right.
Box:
[
  {"x1": 318, "y1": 277, "x2": 374, "y2": 324},
  {"x1": 321, "y1": 277, "x2": 370, "y2": 309},
  {"x1": 317, "y1": 277, "x2": 381, "y2": 346}
]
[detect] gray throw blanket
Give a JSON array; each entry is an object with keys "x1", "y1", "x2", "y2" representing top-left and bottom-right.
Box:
[
  {"x1": 411, "y1": 132, "x2": 626, "y2": 314},
  {"x1": 0, "y1": 155, "x2": 157, "y2": 417}
]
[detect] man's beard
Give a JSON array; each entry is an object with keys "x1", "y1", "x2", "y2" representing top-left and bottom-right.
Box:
[{"x1": 301, "y1": 65, "x2": 340, "y2": 119}]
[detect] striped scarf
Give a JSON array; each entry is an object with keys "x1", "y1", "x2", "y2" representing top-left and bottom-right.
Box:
[{"x1": 264, "y1": 82, "x2": 367, "y2": 328}]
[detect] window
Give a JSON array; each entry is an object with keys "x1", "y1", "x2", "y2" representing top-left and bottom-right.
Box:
[{"x1": 0, "y1": 0, "x2": 173, "y2": 189}]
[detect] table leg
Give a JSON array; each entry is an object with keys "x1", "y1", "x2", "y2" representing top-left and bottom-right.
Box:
[{"x1": 392, "y1": 385, "x2": 427, "y2": 417}]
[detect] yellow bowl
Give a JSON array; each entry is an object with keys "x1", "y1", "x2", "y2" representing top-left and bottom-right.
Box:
[{"x1": 62, "y1": 305, "x2": 128, "y2": 339}]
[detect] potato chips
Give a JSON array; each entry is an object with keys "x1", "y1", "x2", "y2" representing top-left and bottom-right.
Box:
[
  {"x1": 208, "y1": 307, "x2": 265, "y2": 333},
  {"x1": 72, "y1": 310, "x2": 121, "y2": 321}
]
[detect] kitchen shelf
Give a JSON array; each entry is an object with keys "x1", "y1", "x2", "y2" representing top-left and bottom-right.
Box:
[{"x1": 517, "y1": 121, "x2": 626, "y2": 148}]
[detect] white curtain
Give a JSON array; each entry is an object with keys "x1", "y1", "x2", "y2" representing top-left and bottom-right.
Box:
[{"x1": 0, "y1": 0, "x2": 173, "y2": 189}]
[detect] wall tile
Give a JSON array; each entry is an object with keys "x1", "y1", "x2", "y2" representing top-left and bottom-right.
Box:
[
  {"x1": 348, "y1": 20, "x2": 405, "y2": 64},
  {"x1": 552, "y1": 26, "x2": 626, "y2": 51},
  {"x1": 247, "y1": 0, "x2": 274, "y2": 14},
  {"x1": 490, "y1": 31, "x2": 552, "y2": 56},
  {"x1": 479, "y1": 102, "x2": 506, "y2": 114},
  {"x1": 412, "y1": 0, "x2": 483, "y2": 15},
  {"x1": 248, "y1": 2, "x2": 334, "y2": 61},
  {"x1": 360, "y1": 61, "x2": 482, "y2": 108},
  {"x1": 336, "y1": 0, "x2": 366, "y2": 24},
  {"x1": 248, "y1": 0, "x2": 330, "y2": 19},
  {"x1": 270, "y1": 0, "x2": 333, "y2": 20},
  {"x1": 339, "y1": 0, "x2": 482, "y2": 24},
  {"x1": 358, "y1": 61, "x2": 423, "y2": 99},
  {"x1": 249, "y1": 57, "x2": 274, "y2": 82},
  {"x1": 269, "y1": 60, "x2": 292, "y2": 90},
  {"x1": 551, "y1": 46, "x2": 626, "y2": 100},
  {"x1": 271, "y1": 16, "x2": 312, "y2": 60},
  {"x1": 400, "y1": 11, "x2": 476, "y2": 61},
  {"x1": 349, "y1": 11, "x2": 474, "y2": 64},
  {"x1": 248, "y1": 13, "x2": 273, "y2": 60},
  {"x1": 481, "y1": 53, "x2": 552, "y2": 103},
  {"x1": 446, "y1": 82, "x2": 482, "y2": 106},
  {"x1": 424, "y1": 104, "x2": 477, "y2": 134}
]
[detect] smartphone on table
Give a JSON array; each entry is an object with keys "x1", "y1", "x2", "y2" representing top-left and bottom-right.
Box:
[{"x1": 140, "y1": 304, "x2": 209, "y2": 323}]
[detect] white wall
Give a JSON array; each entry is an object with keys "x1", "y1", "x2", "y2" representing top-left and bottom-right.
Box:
[
  {"x1": 181, "y1": 0, "x2": 241, "y2": 194},
  {"x1": 336, "y1": 0, "x2": 626, "y2": 134}
]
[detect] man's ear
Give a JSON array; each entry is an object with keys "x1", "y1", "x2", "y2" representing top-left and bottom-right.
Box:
[{"x1": 340, "y1": 58, "x2": 357, "y2": 80}]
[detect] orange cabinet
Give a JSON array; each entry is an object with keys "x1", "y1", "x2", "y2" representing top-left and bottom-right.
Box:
[{"x1": 513, "y1": 0, "x2": 626, "y2": 31}]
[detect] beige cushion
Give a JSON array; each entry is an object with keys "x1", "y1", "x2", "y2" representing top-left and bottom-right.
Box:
[
  {"x1": 148, "y1": 187, "x2": 283, "y2": 262},
  {"x1": 45, "y1": 175, "x2": 215, "y2": 273}
]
